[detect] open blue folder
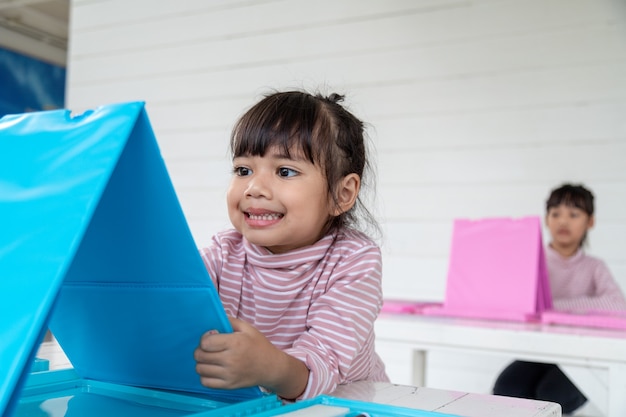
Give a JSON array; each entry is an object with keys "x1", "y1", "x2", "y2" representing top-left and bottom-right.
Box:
[{"x1": 0, "y1": 102, "x2": 262, "y2": 417}]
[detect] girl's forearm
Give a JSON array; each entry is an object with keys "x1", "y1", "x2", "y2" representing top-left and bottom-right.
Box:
[{"x1": 263, "y1": 350, "x2": 309, "y2": 400}]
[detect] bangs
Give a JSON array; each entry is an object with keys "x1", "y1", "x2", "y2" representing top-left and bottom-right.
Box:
[
  {"x1": 549, "y1": 193, "x2": 585, "y2": 209},
  {"x1": 546, "y1": 186, "x2": 593, "y2": 215},
  {"x1": 230, "y1": 93, "x2": 322, "y2": 164}
]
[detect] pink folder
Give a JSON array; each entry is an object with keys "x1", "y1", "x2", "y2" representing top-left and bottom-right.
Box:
[
  {"x1": 423, "y1": 216, "x2": 552, "y2": 322},
  {"x1": 541, "y1": 310, "x2": 626, "y2": 330},
  {"x1": 381, "y1": 299, "x2": 443, "y2": 315}
]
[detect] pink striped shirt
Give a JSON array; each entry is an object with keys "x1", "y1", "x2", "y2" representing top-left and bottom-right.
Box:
[
  {"x1": 547, "y1": 245, "x2": 626, "y2": 312},
  {"x1": 200, "y1": 228, "x2": 389, "y2": 399}
]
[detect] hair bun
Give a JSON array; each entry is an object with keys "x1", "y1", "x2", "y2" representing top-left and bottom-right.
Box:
[{"x1": 327, "y1": 93, "x2": 345, "y2": 104}]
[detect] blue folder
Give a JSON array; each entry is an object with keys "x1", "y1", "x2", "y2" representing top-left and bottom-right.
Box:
[{"x1": 0, "y1": 102, "x2": 262, "y2": 417}]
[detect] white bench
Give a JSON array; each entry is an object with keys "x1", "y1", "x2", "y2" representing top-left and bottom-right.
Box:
[{"x1": 375, "y1": 314, "x2": 626, "y2": 417}]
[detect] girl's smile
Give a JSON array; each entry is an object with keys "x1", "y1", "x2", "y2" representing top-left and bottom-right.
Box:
[{"x1": 244, "y1": 208, "x2": 284, "y2": 226}]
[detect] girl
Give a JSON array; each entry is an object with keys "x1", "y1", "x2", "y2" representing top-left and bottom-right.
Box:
[
  {"x1": 545, "y1": 184, "x2": 626, "y2": 312},
  {"x1": 194, "y1": 90, "x2": 389, "y2": 400},
  {"x1": 493, "y1": 183, "x2": 626, "y2": 414}
]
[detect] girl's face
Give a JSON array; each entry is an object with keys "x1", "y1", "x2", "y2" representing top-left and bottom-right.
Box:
[
  {"x1": 545, "y1": 203, "x2": 594, "y2": 253},
  {"x1": 227, "y1": 146, "x2": 335, "y2": 254}
]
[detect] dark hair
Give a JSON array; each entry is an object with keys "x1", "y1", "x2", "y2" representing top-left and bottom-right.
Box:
[
  {"x1": 230, "y1": 90, "x2": 379, "y2": 236},
  {"x1": 546, "y1": 183, "x2": 594, "y2": 246}
]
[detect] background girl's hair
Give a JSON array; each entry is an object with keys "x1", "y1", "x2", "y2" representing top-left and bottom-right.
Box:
[
  {"x1": 546, "y1": 183, "x2": 594, "y2": 216},
  {"x1": 230, "y1": 89, "x2": 380, "y2": 238}
]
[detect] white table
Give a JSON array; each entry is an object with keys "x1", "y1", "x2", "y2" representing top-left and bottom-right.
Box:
[
  {"x1": 374, "y1": 313, "x2": 626, "y2": 417},
  {"x1": 332, "y1": 381, "x2": 560, "y2": 417}
]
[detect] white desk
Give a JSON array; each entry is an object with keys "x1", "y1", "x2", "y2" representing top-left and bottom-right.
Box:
[
  {"x1": 332, "y1": 381, "x2": 560, "y2": 417},
  {"x1": 375, "y1": 313, "x2": 626, "y2": 417}
]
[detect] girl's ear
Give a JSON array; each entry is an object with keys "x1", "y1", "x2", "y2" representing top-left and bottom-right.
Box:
[
  {"x1": 332, "y1": 173, "x2": 360, "y2": 216},
  {"x1": 587, "y1": 215, "x2": 595, "y2": 229}
]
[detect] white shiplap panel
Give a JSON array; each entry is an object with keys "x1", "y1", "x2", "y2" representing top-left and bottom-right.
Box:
[
  {"x1": 355, "y1": 64, "x2": 626, "y2": 119},
  {"x1": 381, "y1": 255, "x2": 449, "y2": 301},
  {"x1": 376, "y1": 182, "x2": 626, "y2": 222},
  {"x1": 426, "y1": 351, "x2": 511, "y2": 394},
  {"x1": 376, "y1": 184, "x2": 547, "y2": 221},
  {"x1": 70, "y1": 0, "x2": 461, "y2": 55},
  {"x1": 610, "y1": 265, "x2": 626, "y2": 295},
  {"x1": 588, "y1": 224, "x2": 626, "y2": 264},
  {"x1": 69, "y1": 62, "x2": 626, "y2": 142},
  {"x1": 68, "y1": 3, "x2": 475, "y2": 83},
  {"x1": 377, "y1": 142, "x2": 626, "y2": 186},
  {"x1": 187, "y1": 219, "x2": 233, "y2": 248},
  {"x1": 71, "y1": 0, "x2": 236, "y2": 30},
  {"x1": 142, "y1": 98, "x2": 253, "y2": 131},
  {"x1": 156, "y1": 129, "x2": 231, "y2": 160},
  {"x1": 382, "y1": 221, "x2": 454, "y2": 257},
  {"x1": 70, "y1": 0, "x2": 623, "y2": 39},
  {"x1": 372, "y1": 101, "x2": 626, "y2": 150},
  {"x1": 175, "y1": 188, "x2": 229, "y2": 222},
  {"x1": 166, "y1": 159, "x2": 230, "y2": 189},
  {"x1": 66, "y1": 23, "x2": 626, "y2": 104},
  {"x1": 68, "y1": 0, "x2": 622, "y2": 84},
  {"x1": 589, "y1": 183, "x2": 626, "y2": 222}
]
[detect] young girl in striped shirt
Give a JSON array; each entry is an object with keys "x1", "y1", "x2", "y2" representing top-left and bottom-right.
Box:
[
  {"x1": 194, "y1": 90, "x2": 389, "y2": 400},
  {"x1": 493, "y1": 183, "x2": 626, "y2": 414}
]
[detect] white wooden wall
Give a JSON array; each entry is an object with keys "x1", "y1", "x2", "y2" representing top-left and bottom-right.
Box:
[{"x1": 66, "y1": 0, "x2": 626, "y2": 396}]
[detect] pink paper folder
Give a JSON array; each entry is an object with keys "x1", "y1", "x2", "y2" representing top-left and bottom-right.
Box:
[
  {"x1": 541, "y1": 310, "x2": 626, "y2": 331},
  {"x1": 381, "y1": 300, "x2": 443, "y2": 315},
  {"x1": 423, "y1": 216, "x2": 553, "y2": 322}
]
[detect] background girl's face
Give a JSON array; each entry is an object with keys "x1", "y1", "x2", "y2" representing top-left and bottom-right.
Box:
[
  {"x1": 226, "y1": 146, "x2": 334, "y2": 253},
  {"x1": 545, "y1": 203, "x2": 594, "y2": 251}
]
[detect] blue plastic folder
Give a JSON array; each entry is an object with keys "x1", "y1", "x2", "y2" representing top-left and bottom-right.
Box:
[
  {"x1": 250, "y1": 395, "x2": 462, "y2": 417},
  {"x1": 0, "y1": 102, "x2": 262, "y2": 417}
]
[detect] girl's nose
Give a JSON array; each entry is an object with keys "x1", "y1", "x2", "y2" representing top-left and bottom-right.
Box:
[
  {"x1": 245, "y1": 174, "x2": 271, "y2": 198},
  {"x1": 557, "y1": 216, "x2": 569, "y2": 226}
]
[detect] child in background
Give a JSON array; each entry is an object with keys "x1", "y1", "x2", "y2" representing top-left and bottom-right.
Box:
[
  {"x1": 493, "y1": 183, "x2": 626, "y2": 414},
  {"x1": 545, "y1": 184, "x2": 626, "y2": 312},
  {"x1": 194, "y1": 90, "x2": 389, "y2": 400}
]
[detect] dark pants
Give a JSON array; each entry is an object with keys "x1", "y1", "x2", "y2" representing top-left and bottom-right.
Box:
[{"x1": 493, "y1": 360, "x2": 587, "y2": 414}]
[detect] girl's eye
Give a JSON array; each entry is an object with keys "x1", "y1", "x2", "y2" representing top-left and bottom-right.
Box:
[
  {"x1": 278, "y1": 167, "x2": 298, "y2": 178},
  {"x1": 234, "y1": 166, "x2": 252, "y2": 176}
]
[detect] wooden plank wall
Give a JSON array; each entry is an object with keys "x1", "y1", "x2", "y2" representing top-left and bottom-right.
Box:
[{"x1": 66, "y1": 0, "x2": 626, "y2": 394}]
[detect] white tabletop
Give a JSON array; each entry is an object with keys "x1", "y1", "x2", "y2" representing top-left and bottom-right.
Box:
[
  {"x1": 374, "y1": 313, "x2": 626, "y2": 416},
  {"x1": 332, "y1": 381, "x2": 561, "y2": 417}
]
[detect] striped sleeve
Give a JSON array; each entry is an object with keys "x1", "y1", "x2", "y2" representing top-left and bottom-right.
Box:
[
  {"x1": 553, "y1": 258, "x2": 626, "y2": 312},
  {"x1": 285, "y1": 238, "x2": 384, "y2": 398}
]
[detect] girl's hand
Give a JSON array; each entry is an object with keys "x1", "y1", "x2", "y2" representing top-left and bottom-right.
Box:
[{"x1": 194, "y1": 317, "x2": 309, "y2": 399}]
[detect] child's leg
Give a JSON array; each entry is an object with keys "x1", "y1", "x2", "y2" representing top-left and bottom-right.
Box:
[
  {"x1": 492, "y1": 360, "x2": 552, "y2": 398},
  {"x1": 536, "y1": 365, "x2": 587, "y2": 414}
]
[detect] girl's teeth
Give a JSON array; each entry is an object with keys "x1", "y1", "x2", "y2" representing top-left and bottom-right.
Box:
[{"x1": 249, "y1": 213, "x2": 282, "y2": 220}]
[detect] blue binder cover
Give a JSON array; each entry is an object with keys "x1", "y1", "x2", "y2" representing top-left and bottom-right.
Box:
[{"x1": 0, "y1": 102, "x2": 262, "y2": 417}]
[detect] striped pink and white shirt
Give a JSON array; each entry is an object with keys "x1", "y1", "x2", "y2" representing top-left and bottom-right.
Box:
[
  {"x1": 200, "y1": 228, "x2": 389, "y2": 399},
  {"x1": 547, "y1": 245, "x2": 626, "y2": 312}
]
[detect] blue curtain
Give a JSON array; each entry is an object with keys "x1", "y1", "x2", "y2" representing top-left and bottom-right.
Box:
[{"x1": 0, "y1": 47, "x2": 66, "y2": 117}]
